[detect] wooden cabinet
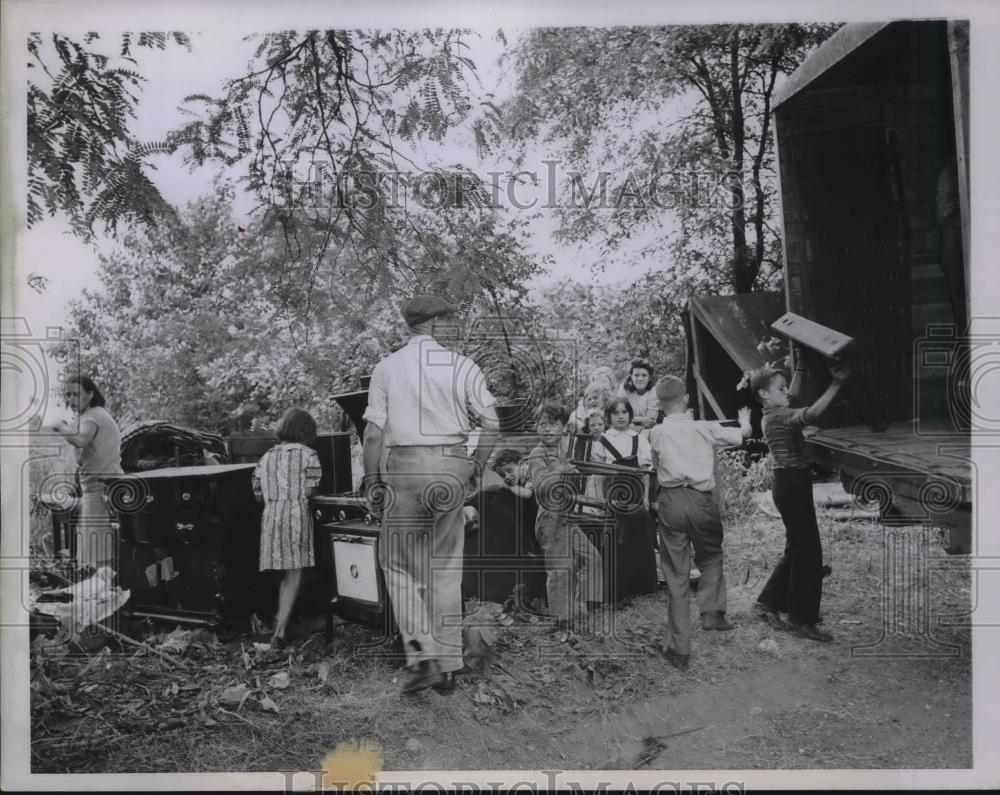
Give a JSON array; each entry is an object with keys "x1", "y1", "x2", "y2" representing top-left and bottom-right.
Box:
[{"x1": 108, "y1": 464, "x2": 270, "y2": 626}]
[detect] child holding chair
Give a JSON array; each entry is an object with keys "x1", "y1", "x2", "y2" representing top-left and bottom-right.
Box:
[
  {"x1": 525, "y1": 402, "x2": 604, "y2": 630},
  {"x1": 574, "y1": 409, "x2": 606, "y2": 511},
  {"x1": 648, "y1": 375, "x2": 752, "y2": 670}
]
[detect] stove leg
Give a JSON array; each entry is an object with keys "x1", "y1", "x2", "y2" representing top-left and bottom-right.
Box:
[{"x1": 325, "y1": 597, "x2": 338, "y2": 646}]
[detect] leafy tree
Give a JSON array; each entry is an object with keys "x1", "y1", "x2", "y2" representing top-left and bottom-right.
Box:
[
  {"x1": 64, "y1": 178, "x2": 543, "y2": 434},
  {"x1": 35, "y1": 28, "x2": 549, "y2": 425},
  {"x1": 504, "y1": 24, "x2": 838, "y2": 293},
  {"x1": 533, "y1": 269, "x2": 695, "y2": 404},
  {"x1": 27, "y1": 32, "x2": 191, "y2": 237},
  {"x1": 170, "y1": 29, "x2": 505, "y2": 265},
  {"x1": 27, "y1": 27, "x2": 506, "y2": 258}
]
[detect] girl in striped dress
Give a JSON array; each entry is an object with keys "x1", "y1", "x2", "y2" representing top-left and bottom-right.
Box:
[{"x1": 252, "y1": 408, "x2": 322, "y2": 648}]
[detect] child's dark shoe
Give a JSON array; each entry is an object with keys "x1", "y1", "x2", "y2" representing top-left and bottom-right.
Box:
[
  {"x1": 701, "y1": 612, "x2": 736, "y2": 631},
  {"x1": 788, "y1": 622, "x2": 833, "y2": 643}
]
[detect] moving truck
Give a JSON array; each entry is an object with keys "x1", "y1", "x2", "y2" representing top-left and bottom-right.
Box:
[{"x1": 770, "y1": 20, "x2": 972, "y2": 551}]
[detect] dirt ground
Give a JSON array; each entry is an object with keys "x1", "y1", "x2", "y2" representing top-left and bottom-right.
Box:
[{"x1": 30, "y1": 509, "x2": 972, "y2": 775}]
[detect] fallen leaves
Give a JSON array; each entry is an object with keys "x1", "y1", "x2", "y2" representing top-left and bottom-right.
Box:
[
  {"x1": 219, "y1": 683, "x2": 251, "y2": 707},
  {"x1": 757, "y1": 638, "x2": 780, "y2": 656},
  {"x1": 258, "y1": 696, "x2": 280, "y2": 713},
  {"x1": 267, "y1": 672, "x2": 290, "y2": 689},
  {"x1": 31, "y1": 615, "x2": 400, "y2": 774},
  {"x1": 462, "y1": 601, "x2": 503, "y2": 672},
  {"x1": 157, "y1": 627, "x2": 193, "y2": 655}
]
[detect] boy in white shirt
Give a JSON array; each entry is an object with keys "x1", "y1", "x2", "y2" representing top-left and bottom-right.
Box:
[{"x1": 648, "y1": 375, "x2": 752, "y2": 671}]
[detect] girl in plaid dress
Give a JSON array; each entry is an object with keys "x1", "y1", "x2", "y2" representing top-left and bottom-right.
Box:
[{"x1": 252, "y1": 408, "x2": 322, "y2": 648}]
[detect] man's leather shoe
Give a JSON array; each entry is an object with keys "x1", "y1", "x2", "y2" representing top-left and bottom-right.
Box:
[
  {"x1": 401, "y1": 659, "x2": 445, "y2": 694},
  {"x1": 701, "y1": 612, "x2": 736, "y2": 631},
  {"x1": 662, "y1": 647, "x2": 690, "y2": 672},
  {"x1": 432, "y1": 672, "x2": 457, "y2": 695}
]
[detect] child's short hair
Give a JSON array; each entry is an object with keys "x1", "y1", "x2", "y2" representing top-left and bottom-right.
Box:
[
  {"x1": 655, "y1": 374, "x2": 686, "y2": 404},
  {"x1": 604, "y1": 396, "x2": 634, "y2": 421},
  {"x1": 749, "y1": 368, "x2": 784, "y2": 401},
  {"x1": 492, "y1": 448, "x2": 522, "y2": 472},
  {"x1": 536, "y1": 402, "x2": 569, "y2": 424},
  {"x1": 275, "y1": 407, "x2": 318, "y2": 444},
  {"x1": 583, "y1": 408, "x2": 605, "y2": 435},
  {"x1": 583, "y1": 381, "x2": 610, "y2": 402}
]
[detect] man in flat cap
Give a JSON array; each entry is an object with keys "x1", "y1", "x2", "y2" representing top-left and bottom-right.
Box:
[{"x1": 362, "y1": 295, "x2": 500, "y2": 694}]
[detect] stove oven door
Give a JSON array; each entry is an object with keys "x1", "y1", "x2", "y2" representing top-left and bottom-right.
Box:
[{"x1": 319, "y1": 522, "x2": 394, "y2": 634}]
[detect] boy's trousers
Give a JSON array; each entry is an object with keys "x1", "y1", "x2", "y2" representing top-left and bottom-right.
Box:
[
  {"x1": 757, "y1": 467, "x2": 823, "y2": 625},
  {"x1": 535, "y1": 509, "x2": 604, "y2": 621},
  {"x1": 656, "y1": 485, "x2": 727, "y2": 656}
]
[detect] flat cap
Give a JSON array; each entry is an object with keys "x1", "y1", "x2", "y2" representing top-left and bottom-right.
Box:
[{"x1": 401, "y1": 294, "x2": 455, "y2": 327}]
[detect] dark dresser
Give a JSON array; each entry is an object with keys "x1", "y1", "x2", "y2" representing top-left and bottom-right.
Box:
[{"x1": 108, "y1": 463, "x2": 269, "y2": 625}]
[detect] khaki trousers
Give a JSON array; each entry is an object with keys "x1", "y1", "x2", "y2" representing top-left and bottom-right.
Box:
[
  {"x1": 379, "y1": 444, "x2": 470, "y2": 673},
  {"x1": 656, "y1": 486, "x2": 727, "y2": 656}
]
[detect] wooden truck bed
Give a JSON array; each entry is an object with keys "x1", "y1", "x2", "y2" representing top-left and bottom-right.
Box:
[{"x1": 805, "y1": 420, "x2": 971, "y2": 535}]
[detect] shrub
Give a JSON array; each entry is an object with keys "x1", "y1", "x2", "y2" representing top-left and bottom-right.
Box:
[{"x1": 717, "y1": 448, "x2": 772, "y2": 525}]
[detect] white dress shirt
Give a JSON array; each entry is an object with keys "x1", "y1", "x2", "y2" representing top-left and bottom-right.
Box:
[
  {"x1": 363, "y1": 335, "x2": 497, "y2": 446},
  {"x1": 648, "y1": 412, "x2": 743, "y2": 491}
]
